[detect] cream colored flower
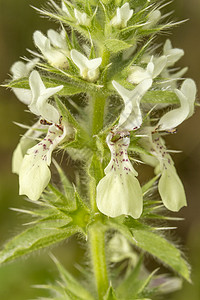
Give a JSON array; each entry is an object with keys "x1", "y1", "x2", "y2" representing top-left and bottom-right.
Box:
[{"x1": 96, "y1": 134, "x2": 143, "y2": 218}]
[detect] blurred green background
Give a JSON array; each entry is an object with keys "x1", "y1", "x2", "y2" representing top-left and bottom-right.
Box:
[{"x1": 0, "y1": 0, "x2": 200, "y2": 299}]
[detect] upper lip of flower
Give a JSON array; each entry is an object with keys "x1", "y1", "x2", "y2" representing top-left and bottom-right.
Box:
[
  {"x1": 112, "y1": 78, "x2": 152, "y2": 131},
  {"x1": 28, "y1": 70, "x2": 63, "y2": 124},
  {"x1": 155, "y1": 78, "x2": 197, "y2": 131}
]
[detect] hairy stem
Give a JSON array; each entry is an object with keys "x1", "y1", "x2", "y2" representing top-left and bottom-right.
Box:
[
  {"x1": 92, "y1": 94, "x2": 106, "y2": 135},
  {"x1": 89, "y1": 224, "x2": 109, "y2": 299}
]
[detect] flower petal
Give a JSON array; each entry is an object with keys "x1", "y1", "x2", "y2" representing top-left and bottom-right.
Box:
[
  {"x1": 157, "y1": 78, "x2": 196, "y2": 131},
  {"x1": 70, "y1": 49, "x2": 101, "y2": 81},
  {"x1": 158, "y1": 165, "x2": 187, "y2": 211},
  {"x1": 112, "y1": 79, "x2": 152, "y2": 130},
  {"x1": 29, "y1": 70, "x2": 63, "y2": 123},
  {"x1": 33, "y1": 30, "x2": 68, "y2": 68},
  {"x1": 12, "y1": 121, "x2": 44, "y2": 174},
  {"x1": 96, "y1": 170, "x2": 143, "y2": 218},
  {"x1": 19, "y1": 155, "x2": 51, "y2": 200},
  {"x1": 96, "y1": 134, "x2": 143, "y2": 218},
  {"x1": 180, "y1": 78, "x2": 196, "y2": 118},
  {"x1": 163, "y1": 39, "x2": 184, "y2": 67},
  {"x1": 111, "y1": 3, "x2": 133, "y2": 28}
]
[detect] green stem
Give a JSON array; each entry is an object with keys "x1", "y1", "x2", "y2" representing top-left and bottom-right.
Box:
[
  {"x1": 89, "y1": 224, "x2": 109, "y2": 299},
  {"x1": 92, "y1": 94, "x2": 106, "y2": 135}
]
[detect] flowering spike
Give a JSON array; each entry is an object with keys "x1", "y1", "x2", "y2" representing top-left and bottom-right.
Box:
[{"x1": 96, "y1": 134, "x2": 143, "y2": 218}]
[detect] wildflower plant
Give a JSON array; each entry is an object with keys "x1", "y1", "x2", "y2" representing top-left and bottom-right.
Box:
[{"x1": 1, "y1": 0, "x2": 198, "y2": 299}]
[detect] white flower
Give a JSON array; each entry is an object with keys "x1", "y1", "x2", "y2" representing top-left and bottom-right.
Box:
[
  {"x1": 74, "y1": 9, "x2": 90, "y2": 26},
  {"x1": 112, "y1": 79, "x2": 152, "y2": 131},
  {"x1": 70, "y1": 49, "x2": 102, "y2": 82},
  {"x1": 151, "y1": 134, "x2": 187, "y2": 211},
  {"x1": 19, "y1": 124, "x2": 67, "y2": 200},
  {"x1": 110, "y1": 3, "x2": 133, "y2": 28},
  {"x1": 33, "y1": 30, "x2": 69, "y2": 68},
  {"x1": 127, "y1": 56, "x2": 167, "y2": 84},
  {"x1": 156, "y1": 78, "x2": 196, "y2": 131},
  {"x1": 143, "y1": 9, "x2": 161, "y2": 29},
  {"x1": 163, "y1": 39, "x2": 184, "y2": 67},
  {"x1": 12, "y1": 71, "x2": 68, "y2": 200},
  {"x1": 10, "y1": 59, "x2": 39, "y2": 104},
  {"x1": 96, "y1": 133, "x2": 143, "y2": 218},
  {"x1": 28, "y1": 70, "x2": 63, "y2": 123}
]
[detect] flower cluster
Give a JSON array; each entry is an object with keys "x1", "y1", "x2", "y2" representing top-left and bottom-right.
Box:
[
  {"x1": 10, "y1": 1, "x2": 197, "y2": 220},
  {"x1": 96, "y1": 58, "x2": 196, "y2": 218}
]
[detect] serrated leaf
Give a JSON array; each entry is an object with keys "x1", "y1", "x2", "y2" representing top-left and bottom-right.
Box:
[
  {"x1": 109, "y1": 219, "x2": 191, "y2": 282},
  {"x1": 104, "y1": 39, "x2": 131, "y2": 53},
  {"x1": 0, "y1": 223, "x2": 80, "y2": 264},
  {"x1": 126, "y1": 220, "x2": 191, "y2": 282}
]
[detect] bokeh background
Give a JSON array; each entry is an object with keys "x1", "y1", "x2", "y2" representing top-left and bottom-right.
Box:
[{"x1": 0, "y1": 0, "x2": 200, "y2": 299}]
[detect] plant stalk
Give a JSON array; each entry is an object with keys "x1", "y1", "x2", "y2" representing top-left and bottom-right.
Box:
[{"x1": 89, "y1": 224, "x2": 109, "y2": 299}]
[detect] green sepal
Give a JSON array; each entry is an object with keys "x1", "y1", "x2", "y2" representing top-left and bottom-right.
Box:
[
  {"x1": 47, "y1": 183, "x2": 76, "y2": 210},
  {"x1": 50, "y1": 255, "x2": 95, "y2": 300},
  {"x1": 117, "y1": 255, "x2": 144, "y2": 297},
  {"x1": 69, "y1": 191, "x2": 91, "y2": 232},
  {"x1": 142, "y1": 175, "x2": 160, "y2": 194},
  {"x1": 104, "y1": 39, "x2": 132, "y2": 53},
  {"x1": 117, "y1": 255, "x2": 158, "y2": 299},
  {"x1": 0, "y1": 222, "x2": 80, "y2": 264},
  {"x1": 53, "y1": 160, "x2": 75, "y2": 200},
  {"x1": 103, "y1": 286, "x2": 118, "y2": 300},
  {"x1": 88, "y1": 153, "x2": 105, "y2": 185},
  {"x1": 108, "y1": 219, "x2": 191, "y2": 282}
]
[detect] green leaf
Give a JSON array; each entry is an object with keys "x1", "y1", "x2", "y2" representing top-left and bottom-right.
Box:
[
  {"x1": 7, "y1": 76, "x2": 86, "y2": 96},
  {"x1": 0, "y1": 222, "x2": 80, "y2": 264},
  {"x1": 104, "y1": 39, "x2": 131, "y2": 53},
  {"x1": 109, "y1": 220, "x2": 191, "y2": 282},
  {"x1": 142, "y1": 90, "x2": 179, "y2": 104},
  {"x1": 127, "y1": 220, "x2": 190, "y2": 282}
]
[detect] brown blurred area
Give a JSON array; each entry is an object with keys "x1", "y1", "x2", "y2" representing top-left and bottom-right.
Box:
[{"x1": 0, "y1": 0, "x2": 200, "y2": 299}]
